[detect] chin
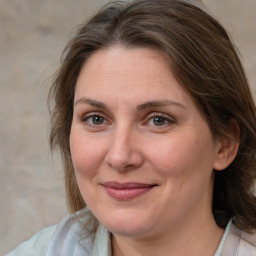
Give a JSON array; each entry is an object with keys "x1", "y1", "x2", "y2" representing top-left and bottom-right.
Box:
[
  {"x1": 105, "y1": 222, "x2": 152, "y2": 237},
  {"x1": 97, "y1": 208, "x2": 156, "y2": 237}
]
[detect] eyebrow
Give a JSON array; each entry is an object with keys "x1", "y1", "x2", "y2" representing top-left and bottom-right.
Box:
[
  {"x1": 74, "y1": 97, "x2": 108, "y2": 110},
  {"x1": 137, "y1": 100, "x2": 186, "y2": 110},
  {"x1": 74, "y1": 97, "x2": 186, "y2": 110}
]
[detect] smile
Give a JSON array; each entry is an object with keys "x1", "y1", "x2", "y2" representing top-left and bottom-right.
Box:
[{"x1": 102, "y1": 182, "x2": 157, "y2": 200}]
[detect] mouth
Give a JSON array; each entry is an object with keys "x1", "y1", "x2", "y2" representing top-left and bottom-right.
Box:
[{"x1": 102, "y1": 181, "x2": 158, "y2": 200}]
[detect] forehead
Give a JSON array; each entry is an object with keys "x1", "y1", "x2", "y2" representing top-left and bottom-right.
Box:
[
  {"x1": 75, "y1": 46, "x2": 191, "y2": 104},
  {"x1": 78, "y1": 46, "x2": 169, "y2": 82}
]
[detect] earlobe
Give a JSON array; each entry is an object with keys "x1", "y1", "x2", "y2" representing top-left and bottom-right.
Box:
[{"x1": 213, "y1": 119, "x2": 240, "y2": 171}]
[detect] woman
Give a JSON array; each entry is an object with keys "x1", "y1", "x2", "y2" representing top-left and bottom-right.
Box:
[{"x1": 7, "y1": 0, "x2": 256, "y2": 255}]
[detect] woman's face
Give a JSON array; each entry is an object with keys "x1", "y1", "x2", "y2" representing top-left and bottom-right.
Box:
[{"x1": 70, "y1": 46, "x2": 223, "y2": 238}]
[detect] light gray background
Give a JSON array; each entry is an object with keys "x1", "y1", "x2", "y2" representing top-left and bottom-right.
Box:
[{"x1": 1, "y1": 0, "x2": 255, "y2": 255}]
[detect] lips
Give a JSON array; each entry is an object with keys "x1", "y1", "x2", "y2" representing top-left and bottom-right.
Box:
[{"x1": 102, "y1": 182, "x2": 157, "y2": 200}]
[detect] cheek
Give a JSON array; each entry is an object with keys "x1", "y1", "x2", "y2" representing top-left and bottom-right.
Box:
[
  {"x1": 147, "y1": 133, "x2": 216, "y2": 179},
  {"x1": 70, "y1": 129, "x2": 105, "y2": 178}
]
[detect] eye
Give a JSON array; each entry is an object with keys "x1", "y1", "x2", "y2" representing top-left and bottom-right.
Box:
[
  {"x1": 88, "y1": 115, "x2": 105, "y2": 125},
  {"x1": 151, "y1": 116, "x2": 168, "y2": 126},
  {"x1": 82, "y1": 113, "x2": 108, "y2": 126},
  {"x1": 147, "y1": 113, "x2": 175, "y2": 127}
]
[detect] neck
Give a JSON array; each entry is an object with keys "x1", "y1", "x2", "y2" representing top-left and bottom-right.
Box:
[{"x1": 112, "y1": 213, "x2": 224, "y2": 256}]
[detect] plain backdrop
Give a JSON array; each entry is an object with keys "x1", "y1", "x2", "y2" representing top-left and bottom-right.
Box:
[{"x1": 1, "y1": 0, "x2": 255, "y2": 254}]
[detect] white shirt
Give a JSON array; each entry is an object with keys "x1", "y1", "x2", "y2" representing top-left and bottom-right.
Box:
[{"x1": 7, "y1": 208, "x2": 256, "y2": 256}]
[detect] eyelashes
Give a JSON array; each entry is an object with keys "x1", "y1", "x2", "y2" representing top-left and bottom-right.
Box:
[
  {"x1": 147, "y1": 113, "x2": 175, "y2": 127},
  {"x1": 80, "y1": 111, "x2": 176, "y2": 130},
  {"x1": 83, "y1": 115, "x2": 107, "y2": 125},
  {"x1": 81, "y1": 112, "x2": 109, "y2": 127}
]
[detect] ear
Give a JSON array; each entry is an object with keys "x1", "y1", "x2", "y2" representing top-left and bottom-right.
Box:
[{"x1": 213, "y1": 119, "x2": 240, "y2": 171}]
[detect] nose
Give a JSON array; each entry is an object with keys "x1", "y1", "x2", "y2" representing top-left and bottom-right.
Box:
[{"x1": 105, "y1": 127, "x2": 144, "y2": 172}]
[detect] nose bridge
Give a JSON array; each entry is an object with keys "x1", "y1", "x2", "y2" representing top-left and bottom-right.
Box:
[
  {"x1": 114, "y1": 124, "x2": 131, "y2": 151},
  {"x1": 105, "y1": 122, "x2": 143, "y2": 171}
]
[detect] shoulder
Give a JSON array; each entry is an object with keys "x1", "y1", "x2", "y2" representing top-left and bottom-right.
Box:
[
  {"x1": 6, "y1": 208, "x2": 96, "y2": 256},
  {"x1": 225, "y1": 222, "x2": 256, "y2": 255},
  {"x1": 46, "y1": 208, "x2": 95, "y2": 255},
  {"x1": 6, "y1": 225, "x2": 57, "y2": 256},
  {"x1": 239, "y1": 228, "x2": 256, "y2": 254}
]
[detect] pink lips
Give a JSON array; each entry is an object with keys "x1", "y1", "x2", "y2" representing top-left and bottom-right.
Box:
[{"x1": 102, "y1": 182, "x2": 156, "y2": 200}]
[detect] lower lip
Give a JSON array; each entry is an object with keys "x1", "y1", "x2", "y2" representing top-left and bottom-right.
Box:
[{"x1": 104, "y1": 186, "x2": 154, "y2": 200}]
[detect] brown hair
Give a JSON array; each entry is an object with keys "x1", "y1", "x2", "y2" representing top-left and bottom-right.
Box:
[{"x1": 49, "y1": 0, "x2": 256, "y2": 232}]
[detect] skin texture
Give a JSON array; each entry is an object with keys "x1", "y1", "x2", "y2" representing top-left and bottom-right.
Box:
[{"x1": 70, "y1": 46, "x2": 239, "y2": 256}]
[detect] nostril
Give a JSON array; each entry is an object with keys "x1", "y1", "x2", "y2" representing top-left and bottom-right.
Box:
[
  {"x1": 105, "y1": 157, "x2": 133, "y2": 171},
  {"x1": 105, "y1": 152, "x2": 144, "y2": 172},
  {"x1": 104, "y1": 133, "x2": 144, "y2": 171}
]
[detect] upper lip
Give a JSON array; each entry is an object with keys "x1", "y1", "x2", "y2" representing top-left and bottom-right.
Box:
[{"x1": 102, "y1": 181, "x2": 157, "y2": 189}]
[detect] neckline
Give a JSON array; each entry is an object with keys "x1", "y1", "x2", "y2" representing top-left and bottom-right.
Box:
[
  {"x1": 214, "y1": 219, "x2": 232, "y2": 256},
  {"x1": 92, "y1": 219, "x2": 233, "y2": 256}
]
